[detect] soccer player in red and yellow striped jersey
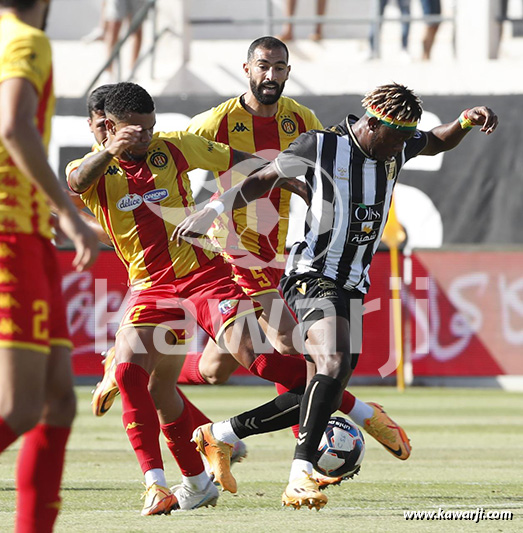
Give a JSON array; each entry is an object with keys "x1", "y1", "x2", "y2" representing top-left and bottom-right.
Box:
[
  {"x1": 67, "y1": 82, "x2": 310, "y2": 514},
  {"x1": 183, "y1": 37, "x2": 322, "y2": 386},
  {"x1": 189, "y1": 91, "x2": 322, "y2": 269},
  {"x1": 0, "y1": 2, "x2": 98, "y2": 531},
  {"x1": 69, "y1": 128, "x2": 227, "y2": 287}
]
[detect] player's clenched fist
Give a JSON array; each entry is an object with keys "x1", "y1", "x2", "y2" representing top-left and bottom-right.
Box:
[
  {"x1": 106, "y1": 125, "x2": 145, "y2": 157},
  {"x1": 464, "y1": 106, "x2": 498, "y2": 135}
]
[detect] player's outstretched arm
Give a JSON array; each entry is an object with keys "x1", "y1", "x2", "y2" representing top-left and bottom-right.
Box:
[
  {"x1": 0, "y1": 78, "x2": 99, "y2": 271},
  {"x1": 279, "y1": 177, "x2": 310, "y2": 205},
  {"x1": 78, "y1": 210, "x2": 113, "y2": 247},
  {"x1": 52, "y1": 191, "x2": 113, "y2": 247},
  {"x1": 420, "y1": 106, "x2": 498, "y2": 156},
  {"x1": 171, "y1": 159, "x2": 283, "y2": 243}
]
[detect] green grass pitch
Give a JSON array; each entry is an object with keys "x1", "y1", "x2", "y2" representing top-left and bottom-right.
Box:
[{"x1": 1, "y1": 386, "x2": 522, "y2": 532}]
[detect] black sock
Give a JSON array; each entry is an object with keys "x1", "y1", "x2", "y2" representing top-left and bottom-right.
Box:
[
  {"x1": 231, "y1": 390, "x2": 302, "y2": 439},
  {"x1": 294, "y1": 374, "x2": 342, "y2": 462}
]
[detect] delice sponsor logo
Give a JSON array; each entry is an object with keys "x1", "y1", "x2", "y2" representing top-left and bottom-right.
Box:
[{"x1": 116, "y1": 194, "x2": 143, "y2": 211}]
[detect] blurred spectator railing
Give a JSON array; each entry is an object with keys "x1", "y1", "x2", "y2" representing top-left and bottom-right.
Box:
[
  {"x1": 84, "y1": 0, "x2": 172, "y2": 97},
  {"x1": 181, "y1": 0, "x2": 456, "y2": 64}
]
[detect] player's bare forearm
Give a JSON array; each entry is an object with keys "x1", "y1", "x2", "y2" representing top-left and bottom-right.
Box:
[
  {"x1": 231, "y1": 148, "x2": 264, "y2": 167},
  {"x1": 230, "y1": 163, "x2": 282, "y2": 209},
  {"x1": 0, "y1": 80, "x2": 81, "y2": 215},
  {"x1": 171, "y1": 163, "x2": 283, "y2": 243},
  {"x1": 68, "y1": 150, "x2": 114, "y2": 193},
  {"x1": 78, "y1": 210, "x2": 113, "y2": 247},
  {"x1": 279, "y1": 177, "x2": 309, "y2": 204},
  {"x1": 421, "y1": 106, "x2": 498, "y2": 156}
]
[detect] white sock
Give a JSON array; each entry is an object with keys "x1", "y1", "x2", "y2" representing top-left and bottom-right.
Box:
[
  {"x1": 211, "y1": 420, "x2": 240, "y2": 445},
  {"x1": 144, "y1": 468, "x2": 167, "y2": 488},
  {"x1": 347, "y1": 399, "x2": 374, "y2": 427},
  {"x1": 182, "y1": 471, "x2": 211, "y2": 491},
  {"x1": 289, "y1": 459, "x2": 313, "y2": 482}
]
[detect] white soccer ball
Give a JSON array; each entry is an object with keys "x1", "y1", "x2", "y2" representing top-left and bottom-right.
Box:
[{"x1": 314, "y1": 416, "x2": 365, "y2": 478}]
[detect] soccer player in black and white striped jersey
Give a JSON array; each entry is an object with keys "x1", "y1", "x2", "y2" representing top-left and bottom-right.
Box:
[{"x1": 173, "y1": 83, "x2": 498, "y2": 510}]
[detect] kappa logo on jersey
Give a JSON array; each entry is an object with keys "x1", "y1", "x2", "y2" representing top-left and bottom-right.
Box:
[
  {"x1": 150, "y1": 151, "x2": 168, "y2": 168},
  {"x1": 106, "y1": 165, "x2": 119, "y2": 176},
  {"x1": 143, "y1": 188, "x2": 169, "y2": 203},
  {"x1": 218, "y1": 299, "x2": 239, "y2": 314},
  {"x1": 281, "y1": 117, "x2": 297, "y2": 134},
  {"x1": 116, "y1": 193, "x2": 143, "y2": 212},
  {"x1": 231, "y1": 122, "x2": 250, "y2": 133},
  {"x1": 351, "y1": 202, "x2": 384, "y2": 224}
]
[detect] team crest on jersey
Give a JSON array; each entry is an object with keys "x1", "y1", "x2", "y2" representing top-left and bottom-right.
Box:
[
  {"x1": 281, "y1": 118, "x2": 296, "y2": 134},
  {"x1": 385, "y1": 159, "x2": 397, "y2": 180},
  {"x1": 150, "y1": 152, "x2": 168, "y2": 168},
  {"x1": 117, "y1": 193, "x2": 143, "y2": 211},
  {"x1": 218, "y1": 299, "x2": 239, "y2": 315},
  {"x1": 143, "y1": 188, "x2": 169, "y2": 203}
]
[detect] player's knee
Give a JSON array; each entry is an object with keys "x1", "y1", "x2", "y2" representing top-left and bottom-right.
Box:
[
  {"x1": 199, "y1": 353, "x2": 239, "y2": 385},
  {"x1": 60, "y1": 389, "x2": 77, "y2": 426},
  {"x1": 272, "y1": 332, "x2": 298, "y2": 355},
  {"x1": 148, "y1": 379, "x2": 171, "y2": 409},
  {"x1": 200, "y1": 367, "x2": 231, "y2": 385},
  {"x1": 9, "y1": 405, "x2": 43, "y2": 435},
  {"x1": 44, "y1": 387, "x2": 76, "y2": 427},
  {"x1": 200, "y1": 359, "x2": 236, "y2": 384},
  {"x1": 316, "y1": 349, "x2": 353, "y2": 381},
  {"x1": 148, "y1": 381, "x2": 161, "y2": 407}
]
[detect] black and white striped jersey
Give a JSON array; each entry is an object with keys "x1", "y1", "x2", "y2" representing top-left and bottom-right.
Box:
[{"x1": 275, "y1": 115, "x2": 428, "y2": 293}]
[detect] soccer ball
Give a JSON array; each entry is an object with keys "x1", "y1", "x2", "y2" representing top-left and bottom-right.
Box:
[{"x1": 314, "y1": 416, "x2": 365, "y2": 478}]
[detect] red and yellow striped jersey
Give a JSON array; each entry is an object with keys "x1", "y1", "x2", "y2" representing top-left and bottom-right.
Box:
[
  {"x1": 66, "y1": 132, "x2": 232, "y2": 287},
  {"x1": 0, "y1": 12, "x2": 55, "y2": 239},
  {"x1": 188, "y1": 95, "x2": 322, "y2": 265}
]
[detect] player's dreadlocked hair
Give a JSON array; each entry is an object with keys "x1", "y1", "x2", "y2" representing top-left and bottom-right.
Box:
[
  {"x1": 247, "y1": 36, "x2": 289, "y2": 63},
  {"x1": 362, "y1": 83, "x2": 423, "y2": 124},
  {"x1": 104, "y1": 82, "x2": 155, "y2": 120},
  {"x1": 87, "y1": 84, "x2": 114, "y2": 118}
]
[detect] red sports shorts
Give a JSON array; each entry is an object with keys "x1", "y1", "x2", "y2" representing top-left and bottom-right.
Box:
[
  {"x1": 0, "y1": 233, "x2": 71, "y2": 354},
  {"x1": 118, "y1": 255, "x2": 262, "y2": 345},
  {"x1": 231, "y1": 263, "x2": 285, "y2": 298}
]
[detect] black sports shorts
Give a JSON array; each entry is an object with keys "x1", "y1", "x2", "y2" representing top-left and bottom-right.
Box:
[{"x1": 281, "y1": 273, "x2": 364, "y2": 363}]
